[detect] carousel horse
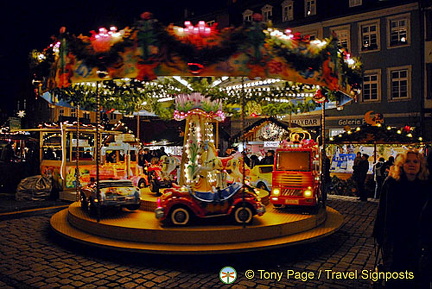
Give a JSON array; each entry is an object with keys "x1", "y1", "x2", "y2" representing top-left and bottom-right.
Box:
[
  {"x1": 192, "y1": 141, "x2": 224, "y2": 192},
  {"x1": 160, "y1": 155, "x2": 180, "y2": 181},
  {"x1": 224, "y1": 155, "x2": 250, "y2": 183}
]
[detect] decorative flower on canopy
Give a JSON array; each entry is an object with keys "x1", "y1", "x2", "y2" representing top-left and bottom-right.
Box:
[{"x1": 174, "y1": 93, "x2": 225, "y2": 121}]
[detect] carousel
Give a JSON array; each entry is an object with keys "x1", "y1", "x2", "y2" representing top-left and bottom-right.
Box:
[{"x1": 30, "y1": 12, "x2": 362, "y2": 254}]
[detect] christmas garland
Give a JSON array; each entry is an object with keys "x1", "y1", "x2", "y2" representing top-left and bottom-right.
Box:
[
  {"x1": 45, "y1": 77, "x2": 325, "y2": 120},
  {"x1": 328, "y1": 124, "x2": 418, "y2": 143}
]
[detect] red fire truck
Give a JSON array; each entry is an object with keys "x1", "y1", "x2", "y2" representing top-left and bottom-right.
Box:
[{"x1": 270, "y1": 137, "x2": 325, "y2": 212}]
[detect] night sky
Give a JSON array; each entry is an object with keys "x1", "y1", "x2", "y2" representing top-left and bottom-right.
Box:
[{"x1": 0, "y1": 0, "x2": 225, "y2": 116}]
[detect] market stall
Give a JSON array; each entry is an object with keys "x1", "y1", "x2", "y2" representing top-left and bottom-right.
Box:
[{"x1": 326, "y1": 122, "x2": 428, "y2": 196}]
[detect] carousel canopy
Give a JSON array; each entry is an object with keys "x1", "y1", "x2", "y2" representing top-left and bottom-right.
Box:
[{"x1": 31, "y1": 12, "x2": 362, "y2": 99}]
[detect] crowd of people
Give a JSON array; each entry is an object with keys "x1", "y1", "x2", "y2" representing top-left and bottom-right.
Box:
[
  {"x1": 223, "y1": 146, "x2": 275, "y2": 168},
  {"x1": 351, "y1": 153, "x2": 397, "y2": 202},
  {"x1": 137, "y1": 147, "x2": 167, "y2": 167}
]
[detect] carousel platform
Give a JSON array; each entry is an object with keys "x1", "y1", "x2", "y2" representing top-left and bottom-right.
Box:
[{"x1": 50, "y1": 189, "x2": 343, "y2": 255}]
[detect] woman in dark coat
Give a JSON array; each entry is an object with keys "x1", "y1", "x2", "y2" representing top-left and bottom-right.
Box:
[
  {"x1": 373, "y1": 150, "x2": 431, "y2": 289},
  {"x1": 419, "y1": 196, "x2": 432, "y2": 289}
]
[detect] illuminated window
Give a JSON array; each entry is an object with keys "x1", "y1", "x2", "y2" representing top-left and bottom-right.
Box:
[
  {"x1": 349, "y1": 0, "x2": 362, "y2": 7},
  {"x1": 282, "y1": 0, "x2": 294, "y2": 22},
  {"x1": 299, "y1": 30, "x2": 319, "y2": 41},
  {"x1": 305, "y1": 0, "x2": 316, "y2": 17},
  {"x1": 362, "y1": 70, "x2": 381, "y2": 102},
  {"x1": 359, "y1": 20, "x2": 380, "y2": 52},
  {"x1": 388, "y1": 66, "x2": 411, "y2": 100},
  {"x1": 206, "y1": 20, "x2": 216, "y2": 27},
  {"x1": 243, "y1": 9, "x2": 253, "y2": 22},
  {"x1": 261, "y1": 4, "x2": 273, "y2": 22},
  {"x1": 426, "y1": 10, "x2": 432, "y2": 40},
  {"x1": 332, "y1": 26, "x2": 351, "y2": 52},
  {"x1": 71, "y1": 108, "x2": 76, "y2": 118},
  {"x1": 427, "y1": 64, "x2": 432, "y2": 99},
  {"x1": 387, "y1": 14, "x2": 410, "y2": 47}
]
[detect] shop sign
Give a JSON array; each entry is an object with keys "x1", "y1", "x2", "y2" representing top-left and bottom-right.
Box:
[
  {"x1": 290, "y1": 118, "x2": 320, "y2": 127},
  {"x1": 71, "y1": 139, "x2": 89, "y2": 147},
  {"x1": 364, "y1": 111, "x2": 384, "y2": 126},
  {"x1": 8, "y1": 117, "x2": 21, "y2": 130},
  {"x1": 264, "y1": 141, "x2": 280, "y2": 148},
  {"x1": 337, "y1": 119, "x2": 365, "y2": 126},
  {"x1": 115, "y1": 134, "x2": 135, "y2": 142}
]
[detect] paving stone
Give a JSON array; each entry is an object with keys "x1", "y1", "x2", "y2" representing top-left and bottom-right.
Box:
[
  {"x1": 93, "y1": 279, "x2": 111, "y2": 286},
  {"x1": 143, "y1": 281, "x2": 156, "y2": 287},
  {"x1": 70, "y1": 280, "x2": 86, "y2": 287}
]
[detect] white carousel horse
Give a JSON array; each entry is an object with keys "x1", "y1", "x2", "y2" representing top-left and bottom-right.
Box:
[
  {"x1": 224, "y1": 155, "x2": 250, "y2": 183},
  {"x1": 160, "y1": 155, "x2": 180, "y2": 181},
  {"x1": 193, "y1": 141, "x2": 224, "y2": 192}
]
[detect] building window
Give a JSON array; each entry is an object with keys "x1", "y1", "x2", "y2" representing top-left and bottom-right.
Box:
[
  {"x1": 426, "y1": 10, "x2": 432, "y2": 41},
  {"x1": 305, "y1": 0, "x2": 316, "y2": 17},
  {"x1": 349, "y1": 0, "x2": 362, "y2": 7},
  {"x1": 333, "y1": 26, "x2": 351, "y2": 52},
  {"x1": 261, "y1": 5, "x2": 273, "y2": 22},
  {"x1": 427, "y1": 64, "x2": 432, "y2": 100},
  {"x1": 362, "y1": 70, "x2": 381, "y2": 102},
  {"x1": 388, "y1": 66, "x2": 411, "y2": 100},
  {"x1": 282, "y1": 0, "x2": 294, "y2": 22},
  {"x1": 71, "y1": 108, "x2": 76, "y2": 118},
  {"x1": 307, "y1": 33, "x2": 317, "y2": 40},
  {"x1": 83, "y1": 112, "x2": 90, "y2": 120},
  {"x1": 243, "y1": 9, "x2": 253, "y2": 23},
  {"x1": 206, "y1": 20, "x2": 216, "y2": 27},
  {"x1": 387, "y1": 14, "x2": 409, "y2": 48},
  {"x1": 359, "y1": 20, "x2": 380, "y2": 52},
  {"x1": 59, "y1": 109, "x2": 64, "y2": 116}
]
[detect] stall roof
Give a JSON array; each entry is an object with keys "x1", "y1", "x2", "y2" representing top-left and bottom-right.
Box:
[
  {"x1": 230, "y1": 116, "x2": 301, "y2": 142},
  {"x1": 328, "y1": 124, "x2": 426, "y2": 144}
]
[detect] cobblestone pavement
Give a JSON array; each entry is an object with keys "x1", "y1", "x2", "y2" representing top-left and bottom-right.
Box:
[{"x1": 0, "y1": 195, "x2": 379, "y2": 289}]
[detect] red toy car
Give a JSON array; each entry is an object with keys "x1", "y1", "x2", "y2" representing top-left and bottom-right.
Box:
[{"x1": 155, "y1": 182, "x2": 266, "y2": 226}]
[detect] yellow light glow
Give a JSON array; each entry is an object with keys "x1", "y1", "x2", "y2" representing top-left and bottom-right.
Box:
[
  {"x1": 272, "y1": 188, "x2": 280, "y2": 196},
  {"x1": 303, "y1": 189, "x2": 312, "y2": 197}
]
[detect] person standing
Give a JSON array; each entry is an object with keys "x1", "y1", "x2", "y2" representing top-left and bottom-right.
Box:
[
  {"x1": 260, "y1": 150, "x2": 275, "y2": 165},
  {"x1": 355, "y1": 153, "x2": 369, "y2": 202},
  {"x1": 419, "y1": 195, "x2": 432, "y2": 289},
  {"x1": 323, "y1": 154, "x2": 331, "y2": 191},
  {"x1": 373, "y1": 150, "x2": 431, "y2": 289},
  {"x1": 2, "y1": 141, "x2": 14, "y2": 162},
  {"x1": 249, "y1": 155, "x2": 259, "y2": 169},
  {"x1": 241, "y1": 151, "x2": 251, "y2": 167},
  {"x1": 351, "y1": 152, "x2": 362, "y2": 182},
  {"x1": 381, "y1": 155, "x2": 395, "y2": 178},
  {"x1": 373, "y1": 157, "x2": 385, "y2": 199}
]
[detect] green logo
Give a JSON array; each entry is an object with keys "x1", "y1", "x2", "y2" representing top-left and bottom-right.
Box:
[{"x1": 219, "y1": 266, "x2": 237, "y2": 284}]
